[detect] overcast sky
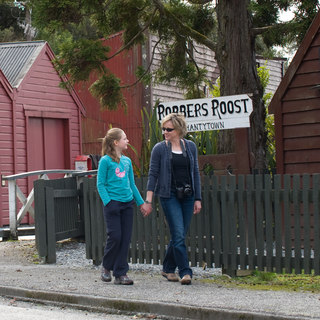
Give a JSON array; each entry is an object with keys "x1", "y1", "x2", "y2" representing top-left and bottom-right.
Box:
[
  {"x1": 279, "y1": 9, "x2": 295, "y2": 22},
  {"x1": 276, "y1": 9, "x2": 296, "y2": 60}
]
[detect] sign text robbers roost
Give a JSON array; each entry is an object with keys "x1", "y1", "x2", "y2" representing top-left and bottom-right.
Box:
[{"x1": 157, "y1": 94, "x2": 253, "y2": 132}]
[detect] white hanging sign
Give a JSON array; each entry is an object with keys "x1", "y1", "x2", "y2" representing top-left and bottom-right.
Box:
[{"x1": 156, "y1": 94, "x2": 253, "y2": 132}]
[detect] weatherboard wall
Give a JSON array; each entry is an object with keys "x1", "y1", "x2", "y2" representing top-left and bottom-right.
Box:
[{"x1": 0, "y1": 72, "x2": 14, "y2": 227}]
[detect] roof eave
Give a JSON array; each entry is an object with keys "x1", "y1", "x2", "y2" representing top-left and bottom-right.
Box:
[{"x1": 0, "y1": 68, "x2": 13, "y2": 99}]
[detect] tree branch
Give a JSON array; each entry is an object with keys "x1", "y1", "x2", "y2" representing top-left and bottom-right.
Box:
[
  {"x1": 108, "y1": 8, "x2": 158, "y2": 60},
  {"x1": 186, "y1": 0, "x2": 213, "y2": 5},
  {"x1": 185, "y1": 41, "x2": 203, "y2": 97},
  {"x1": 121, "y1": 35, "x2": 163, "y2": 89},
  {"x1": 152, "y1": 0, "x2": 216, "y2": 52},
  {"x1": 251, "y1": 23, "x2": 285, "y2": 38},
  {"x1": 185, "y1": 41, "x2": 202, "y2": 79}
]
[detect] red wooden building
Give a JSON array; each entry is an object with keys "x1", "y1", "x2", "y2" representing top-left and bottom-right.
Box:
[
  {"x1": 0, "y1": 41, "x2": 85, "y2": 227},
  {"x1": 268, "y1": 11, "x2": 320, "y2": 176}
]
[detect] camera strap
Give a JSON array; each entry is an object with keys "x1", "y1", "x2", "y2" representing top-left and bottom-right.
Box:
[
  {"x1": 167, "y1": 140, "x2": 187, "y2": 159},
  {"x1": 167, "y1": 140, "x2": 191, "y2": 187}
]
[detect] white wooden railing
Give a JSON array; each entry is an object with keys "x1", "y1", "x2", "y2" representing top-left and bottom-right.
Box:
[{"x1": 1, "y1": 170, "x2": 97, "y2": 239}]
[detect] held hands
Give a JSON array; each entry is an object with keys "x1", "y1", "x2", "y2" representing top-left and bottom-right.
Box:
[
  {"x1": 194, "y1": 200, "x2": 201, "y2": 214},
  {"x1": 140, "y1": 202, "x2": 153, "y2": 217}
]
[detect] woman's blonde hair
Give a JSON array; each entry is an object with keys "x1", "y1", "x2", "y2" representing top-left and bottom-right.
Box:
[
  {"x1": 101, "y1": 128, "x2": 124, "y2": 163},
  {"x1": 161, "y1": 113, "x2": 187, "y2": 138}
]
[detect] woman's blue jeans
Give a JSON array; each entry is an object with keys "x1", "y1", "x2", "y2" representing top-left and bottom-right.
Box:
[{"x1": 160, "y1": 191, "x2": 194, "y2": 278}]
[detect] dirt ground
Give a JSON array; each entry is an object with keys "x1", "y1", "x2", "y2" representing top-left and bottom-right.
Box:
[{"x1": 0, "y1": 240, "x2": 40, "y2": 265}]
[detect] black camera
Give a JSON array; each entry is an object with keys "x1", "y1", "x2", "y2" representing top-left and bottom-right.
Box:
[{"x1": 176, "y1": 183, "x2": 193, "y2": 199}]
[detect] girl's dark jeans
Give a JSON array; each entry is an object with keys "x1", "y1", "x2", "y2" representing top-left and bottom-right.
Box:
[{"x1": 102, "y1": 199, "x2": 134, "y2": 277}]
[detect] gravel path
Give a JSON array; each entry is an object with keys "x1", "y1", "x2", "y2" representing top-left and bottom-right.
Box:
[{"x1": 55, "y1": 240, "x2": 222, "y2": 278}]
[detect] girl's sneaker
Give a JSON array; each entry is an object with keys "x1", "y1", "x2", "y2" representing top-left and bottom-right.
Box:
[{"x1": 101, "y1": 267, "x2": 112, "y2": 282}]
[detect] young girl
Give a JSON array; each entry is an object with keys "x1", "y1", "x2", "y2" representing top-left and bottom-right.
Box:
[{"x1": 97, "y1": 128, "x2": 148, "y2": 285}]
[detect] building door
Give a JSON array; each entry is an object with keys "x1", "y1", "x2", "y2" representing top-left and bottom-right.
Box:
[
  {"x1": 26, "y1": 117, "x2": 69, "y2": 224},
  {"x1": 28, "y1": 117, "x2": 68, "y2": 174}
]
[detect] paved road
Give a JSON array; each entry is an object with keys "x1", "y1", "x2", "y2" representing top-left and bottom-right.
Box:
[
  {"x1": 1, "y1": 239, "x2": 320, "y2": 320},
  {"x1": 0, "y1": 296, "x2": 138, "y2": 320}
]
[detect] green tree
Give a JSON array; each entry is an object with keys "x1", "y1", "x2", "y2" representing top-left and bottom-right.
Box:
[
  {"x1": 0, "y1": 2, "x2": 25, "y2": 42},
  {"x1": 35, "y1": 28, "x2": 72, "y2": 54},
  {"x1": 257, "y1": 63, "x2": 275, "y2": 170},
  {"x1": 25, "y1": 0, "x2": 319, "y2": 170}
]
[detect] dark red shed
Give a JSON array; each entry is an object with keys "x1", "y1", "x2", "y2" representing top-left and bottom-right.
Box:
[
  {"x1": 0, "y1": 41, "x2": 85, "y2": 227},
  {"x1": 74, "y1": 32, "x2": 146, "y2": 163},
  {"x1": 268, "y1": 11, "x2": 320, "y2": 176}
]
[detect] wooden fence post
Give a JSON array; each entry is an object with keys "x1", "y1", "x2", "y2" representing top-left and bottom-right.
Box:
[
  {"x1": 83, "y1": 177, "x2": 92, "y2": 260},
  {"x1": 265, "y1": 174, "x2": 273, "y2": 272},
  {"x1": 8, "y1": 180, "x2": 17, "y2": 239},
  {"x1": 293, "y1": 174, "x2": 302, "y2": 274},
  {"x1": 34, "y1": 179, "x2": 47, "y2": 257},
  {"x1": 313, "y1": 174, "x2": 320, "y2": 275},
  {"x1": 283, "y1": 174, "x2": 291, "y2": 273},
  {"x1": 45, "y1": 187, "x2": 56, "y2": 263},
  {"x1": 237, "y1": 175, "x2": 246, "y2": 270},
  {"x1": 274, "y1": 174, "x2": 283, "y2": 273},
  {"x1": 303, "y1": 174, "x2": 311, "y2": 274}
]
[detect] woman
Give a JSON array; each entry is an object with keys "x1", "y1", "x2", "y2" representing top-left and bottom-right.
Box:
[
  {"x1": 97, "y1": 128, "x2": 149, "y2": 285},
  {"x1": 144, "y1": 113, "x2": 202, "y2": 285}
]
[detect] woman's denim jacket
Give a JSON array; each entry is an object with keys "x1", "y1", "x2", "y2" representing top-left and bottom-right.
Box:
[{"x1": 147, "y1": 139, "x2": 202, "y2": 200}]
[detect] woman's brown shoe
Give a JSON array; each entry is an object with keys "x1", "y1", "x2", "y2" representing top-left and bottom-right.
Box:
[
  {"x1": 181, "y1": 274, "x2": 192, "y2": 285},
  {"x1": 161, "y1": 271, "x2": 179, "y2": 282}
]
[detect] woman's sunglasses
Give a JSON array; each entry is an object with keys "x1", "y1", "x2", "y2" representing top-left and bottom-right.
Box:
[{"x1": 162, "y1": 127, "x2": 175, "y2": 132}]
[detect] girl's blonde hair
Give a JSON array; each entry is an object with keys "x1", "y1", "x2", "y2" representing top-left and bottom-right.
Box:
[
  {"x1": 161, "y1": 113, "x2": 187, "y2": 138},
  {"x1": 101, "y1": 128, "x2": 124, "y2": 163}
]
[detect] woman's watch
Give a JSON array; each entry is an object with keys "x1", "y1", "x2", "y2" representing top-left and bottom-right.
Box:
[{"x1": 145, "y1": 200, "x2": 151, "y2": 204}]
